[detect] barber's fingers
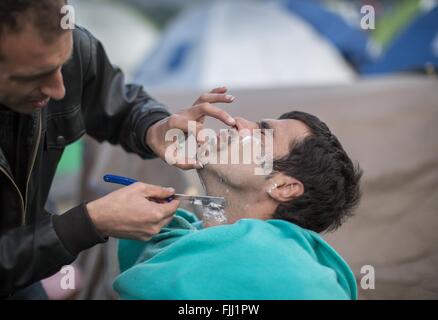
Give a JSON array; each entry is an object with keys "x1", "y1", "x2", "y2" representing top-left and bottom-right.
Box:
[
  {"x1": 190, "y1": 103, "x2": 236, "y2": 127},
  {"x1": 211, "y1": 86, "x2": 228, "y2": 94},
  {"x1": 195, "y1": 93, "x2": 235, "y2": 105},
  {"x1": 158, "y1": 215, "x2": 175, "y2": 229},
  {"x1": 158, "y1": 199, "x2": 180, "y2": 219},
  {"x1": 147, "y1": 199, "x2": 179, "y2": 224},
  {"x1": 194, "y1": 92, "x2": 234, "y2": 105},
  {"x1": 193, "y1": 86, "x2": 231, "y2": 105},
  {"x1": 133, "y1": 182, "x2": 175, "y2": 199}
]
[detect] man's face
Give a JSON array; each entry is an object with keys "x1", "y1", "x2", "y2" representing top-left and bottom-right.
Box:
[
  {"x1": 0, "y1": 22, "x2": 72, "y2": 114},
  {"x1": 198, "y1": 117, "x2": 311, "y2": 191}
]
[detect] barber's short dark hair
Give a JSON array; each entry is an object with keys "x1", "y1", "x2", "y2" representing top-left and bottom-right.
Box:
[
  {"x1": 0, "y1": 0, "x2": 67, "y2": 41},
  {"x1": 272, "y1": 111, "x2": 363, "y2": 233}
]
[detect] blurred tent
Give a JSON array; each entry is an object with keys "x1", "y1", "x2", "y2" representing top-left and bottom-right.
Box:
[
  {"x1": 280, "y1": 0, "x2": 372, "y2": 69},
  {"x1": 71, "y1": 0, "x2": 158, "y2": 77},
  {"x1": 135, "y1": 0, "x2": 355, "y2": 91},
  {"x1": 370, "y1": 0, "x2": 423, "y2": 50},
  {"x1": 279, "y1": 0, "x2": 438, "y2": 74},
  {"x1": 362, "y1": 5, "x2": 438, "y2": 74}
]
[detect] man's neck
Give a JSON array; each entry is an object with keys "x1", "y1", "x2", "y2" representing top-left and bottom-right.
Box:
[
  {"x1": 199, "y1": 172, "x2": 274, "y2": 224},
  {"x1": 226, "y1": 194, "x2": 270, "y2": 224}
]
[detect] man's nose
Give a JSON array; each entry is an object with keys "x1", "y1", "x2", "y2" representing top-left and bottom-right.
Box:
[
  {"x1": 40, "y1": 68, "x2": 66, "y2": 101},
  {"x1": 234, "y1": 117, "x2": 258, "y2": 131}
]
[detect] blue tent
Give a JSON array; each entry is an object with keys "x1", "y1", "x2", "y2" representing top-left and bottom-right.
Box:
[
  {"x1": 134, "y1": 1, "x2": 355, "y2": 91},
  {"x1": 361, "y1": 6, "x2": 438, "y2": 74},
  {"x1": 280, "y1": 0, "x2": 372, "y2": 69}
]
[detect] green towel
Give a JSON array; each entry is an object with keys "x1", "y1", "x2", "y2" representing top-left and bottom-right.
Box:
[{"x1": 114, "y1": 209, "x2": 357, "y2": 300}]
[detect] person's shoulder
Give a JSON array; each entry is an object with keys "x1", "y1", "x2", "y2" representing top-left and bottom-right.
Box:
[
  {"x1": 65, "y1": 26, "x2": 94, "y2": 76},
  {"x1": 224, "y1": 218, "x2": 317, "y2": 248},
  {"x1": 72, "y1": 25, "x2": 95, "y2": 46},
  {"x1": 216, "y1": 219, "x2": 356, "y2": 299}
]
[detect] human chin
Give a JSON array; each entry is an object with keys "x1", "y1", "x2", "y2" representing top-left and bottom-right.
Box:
[
  {"x1": 0, "y1": 97, "x2": 32, "y2": 114},
  {"x1": 10, "y1": 102, "x2": 37, "y2": 114}
]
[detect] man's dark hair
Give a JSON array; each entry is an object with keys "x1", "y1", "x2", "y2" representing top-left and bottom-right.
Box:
[
  {"x1": 0, "y1": 0, "x2": 67, "y2": 42},
  {"x1": 272, "y1": 111, "x2": 363, "y2": 233}
]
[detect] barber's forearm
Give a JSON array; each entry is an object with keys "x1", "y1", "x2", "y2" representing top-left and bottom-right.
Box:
[
  {"x1": 52, "y1": 204, "x2": 107, "y2": 256},
  {"x1": 0, "y1": 213, "x2": 77, "y2": 297}
]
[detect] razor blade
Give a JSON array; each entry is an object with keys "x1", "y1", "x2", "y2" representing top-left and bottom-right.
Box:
[
  {"x1": 103, "y1": 174, "x2": 226, "y2": 207},
  {"x1": 172, "y1": 194, "x2": 226, "y2": 207}
]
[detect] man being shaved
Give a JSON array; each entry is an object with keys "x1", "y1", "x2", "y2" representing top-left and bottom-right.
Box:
[{"x1": 114, "y1": 111, "x2": 363, "y2": 300}]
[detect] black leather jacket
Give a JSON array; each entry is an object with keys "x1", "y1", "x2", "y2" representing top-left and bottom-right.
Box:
[{"x1": 0, "y1": 27, "x2": 170, "y2": 297}]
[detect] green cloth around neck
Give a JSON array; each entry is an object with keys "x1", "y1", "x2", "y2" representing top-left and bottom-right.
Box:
[{"x1": 114, "y1": 209, "x2": 357, "y2": 300}]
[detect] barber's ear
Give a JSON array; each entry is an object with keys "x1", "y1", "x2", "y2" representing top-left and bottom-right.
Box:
[{"x1": 266, "y1": 173, "x2": 304, "y2": 202}]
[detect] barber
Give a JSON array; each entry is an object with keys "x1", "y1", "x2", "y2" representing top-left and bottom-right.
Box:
[{"x1": 0, "y1": 0, "x2": 235, "y2": 297}]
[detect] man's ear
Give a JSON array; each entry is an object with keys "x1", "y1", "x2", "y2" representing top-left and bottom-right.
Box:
[{"x1": 266, "y1": 173, "x2": 304, "y2": 202}]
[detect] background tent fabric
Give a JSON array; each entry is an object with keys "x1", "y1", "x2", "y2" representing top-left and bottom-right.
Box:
[
  {"x1": 135, "y1": 0, "x2": 355, "y2": 91},
  {"x1": 362, "y1": 6, "x2": 438, "y2": 74},
  {"x1": 71, "y1": 0, "x2": 159, "y2": 78},
  {"x1": 280, "y1": 0, "x2": 372, "y2": 69}
]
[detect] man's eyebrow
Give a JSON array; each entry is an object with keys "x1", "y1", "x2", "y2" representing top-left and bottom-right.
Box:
[
  {"x1": 10, "y1": 47, "x2": 74, "y2": 81},
  {"x1": 257, "y1": 120, "x2": 274, "y2": 137},
  {"x1": 258, "y1": 120, "x2": 272, "y2": 130}
]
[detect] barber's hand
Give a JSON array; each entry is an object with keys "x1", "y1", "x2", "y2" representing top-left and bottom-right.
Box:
[
  {"x1": 146, "y1": 87, "x2": 236, "y2": 169},
  {"x1": 86, "y1": 182, "x2": 180, "y2": 241}
]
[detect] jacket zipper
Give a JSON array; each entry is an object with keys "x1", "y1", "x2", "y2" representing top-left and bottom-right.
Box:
[
  {"x1": 0, "y1": 166, "x2": 26, "y2": 218},
  {"x1": 22, "y1": 110, "x2": 42, "y2": 225},
  {"x1": 0, "y1": 110, "x2": 42, "y2": 225}
]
